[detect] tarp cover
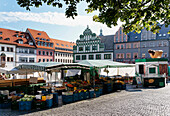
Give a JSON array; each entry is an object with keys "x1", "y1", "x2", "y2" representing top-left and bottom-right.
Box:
[{"x1": 66, "y1": 69, "x2": 81, "y2": 77}]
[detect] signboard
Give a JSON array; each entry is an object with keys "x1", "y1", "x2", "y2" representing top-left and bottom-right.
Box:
[
  {"x1": 29, "y1": 77, "x2": 38, "y2": 84},
  {"x1": 136, "y1": 76, "x2": 142, "y2": 84}
]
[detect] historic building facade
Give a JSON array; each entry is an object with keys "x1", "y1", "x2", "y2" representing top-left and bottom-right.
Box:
[
  {"x1": 26, "y1": 28, "x2": 54, "y2": 62},
  {"x1": 114, "y1": 24, "x2": 170, "y2": 63},
  {"x1": 52, "y1": 38, "x2": 75, "y2": 63},
  {"x1": 73, "y1": 26, "x2": 114, "y2": 62}
]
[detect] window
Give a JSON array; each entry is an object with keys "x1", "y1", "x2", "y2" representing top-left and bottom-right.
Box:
[
  {"x1": 61, "y1": 59, "x2": 62, "y2": 62},
  {"x1": 46, "y1": 52, "x2": 49, "y2": 55},
  {"x1": 142, "y1": 53, "x2": 145, "y2": 58},
  {"x1": 164, "y1": 53, "x2": 167, "y2": 57},
  {"x1": 36, "y1": 37, "x2": 39, "y2": 40},
  {"x1": 76, "y1": 55, "x2": 80, "y2": 60},
  {"x1": 21, "y1": 35, "x2": 24, "y2": 38},
  {"x1": 92, "y1": 46, "x2": 97, "y2": 50},
  {"x1": 121, "y1": 45, "x2": 123, "y2": 49},
  {"x1": 117, "y1": 45, "x2": 120, "y2": 49},
  {"x1": 150, "y1": 42, "x2": 154, "y2": 47},
  {"x1": 58, "y1": 59, "x2": 60, "y2": 62},
  {"x1": 126, "y1": 53, "x2": 131, "y2": 58},
  {"x1": 37, "y1": 41, "x2": 40, "y2": 46},
  {"x1": 1, "y1": 47, "x2": 4, "y2": 51},
  {"x1": 43, "y1": 51, "x2": 45, "y2": 55},
  {"x1": 6, "y1": 38, "x2": 10, "y2": 41},
  {"x1": 18, "y1": 40, "x2": 23, "y2": 44},
  {"x1": 104, "y1": 54, "x2": 111, "y2": 59},
  {"x1": 45, "y1": 42, "x2": 47, "y2": 47},
  {"x1": 70, "y1": 45, "x2": 73, "y2": 47},
  {"x1": 0, "y1": 32, "x2": 2, "y2": 35},
  {"x1": 82, "y1": 55, "x2": 86, "y2": 60},
  {"x1": 29, "y1": 49, "x2": 34, "y2": 54},
  {"x1": 89, "y1": 55, "x2": 94, "y2": 60},
  {"x1": 38, "y1": 33, "x2": 41, "y2": 35},
  {"x1": 10, "y1": 48, "x2": 13, "y2": 52},
  {"x1": 38, "y1": 59, "x2": 41, "y2": 62},
  {"x1": 163, "y1": 34, "x2": 166, "y2": 36},
  {"x1": 29, "y1": 58, "x2": 34, "y2": 62},
  {"x1": 0, "y1": 37, "x2": 2, "y2": 40},
  {"x1": 134, "y1": 53, "x2": 138, "y2": 58},
  {"x1": 121, "y1": 54, "x2": 123, "y2": 58},
  {"x1": 16, "y1": 34, "x2": 18, "y2": 37},
  {"x1": 79, "y1": 47, "x2": 83, "y2": 51},
  {"x1": 47, "y1": 39, "x2": 50, "y2": 41},
  {"x1": 47, "y1": 59, "x2": 49, "y2": 62},
  {"x1": 50, "y1": 43, "x2": 53, "y2": 47},
  {"x1": 135, "y1": 36, "x2": 138, "y2": 39},
  {"x1": 39, "y1": 51, "x2": 41, "y2": 55},
  {"x1": 159, "y1": 34, "x2": 162, "y2": 36},
  {"x1": 50, "y1": 59, "x2": 53, "y2": 62},
  {"x1": 23, "y1": 49, "x2": 28, "y2": 53},
  {"x1": 96, "y1": 54, "x2": 101, "y2": 59},
  {"x1": 149, "y1": 67, "x2": 156, "y2": 74},
  {"x1": 7, "y1": 47, "x2": 10, "y2": 52},
  {"x1": 86, "y1": 46, "x2": 90, "y2": 51},
  {"x1": 50, "y1": 52, "x2": 53, "y2": 56},
  {"x1": 19, "y1": 57, "x2": 28, "y2": 62},
  {"x1": 7, "y1": 57, "x2": 10, "y2": 62},
  {"x1": 11, "y1": 57, "x2": 13, "y2": 62},
  {"x1": 66, "y1": 45, "x2": 68, "y2": 47},
  {"x1": 163, "y1": 42, "x2": 168, "y2": 46},
  {"x1": 41, "y1": 42, "x2": 43, "y2": 46},
  {"x1": 56, "y1": 43, "x2": 59, "y2": 45},
  {"x1": 29, "y1": 42, "x2": 33, "y2": 45},
  {"x1": 43, "y1": 59, "x2": 45, "y2": 62},
  {"x1": 61, "y1": 44, "x2": 64, "y2": 46}
]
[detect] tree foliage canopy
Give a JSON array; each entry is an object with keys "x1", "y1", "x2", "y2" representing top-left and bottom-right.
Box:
[{"x1": 16, "y1": 0, "x2": 170, "y2": 34}]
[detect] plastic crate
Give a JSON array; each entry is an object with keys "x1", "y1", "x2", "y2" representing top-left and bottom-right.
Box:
[
  {"x1": 0, "y1": 102, "x2": 11, "y2": 109},
  {"x1": 84, "y1": 92, "x2": 90, "y2": 99},
  {"x1": 62, "y1": 95, "x2": 73, "y2": 104},
  {"x1": 99, "y1": 89, "x2": 103, "y2": 95},
  {"x1": 73, "y1": 93, "x2": 79, "y2": 102},
  {"x1": 78, "y1": 92, "x2": 84, "y2": 101},
  {"x1": 89, "y1": 91, "x2": 95, "y2": 98},
  {"x1": 52, "y1": 93, "x2": 58, "y2": 105},
  {"x1": 19, "y1": 101, "x2": 32, "y2": 111},
  {"x1": 95, "y1": 91, "x2": 100, "y2": 97},
  {"x1": 46, "y1": 99, "x2": 53, "y2": 108},
  {"x1": 11, "y1": 101, "x2": 19, "y2": 110},
  {"x1": 34, "y1": 100, "x2": 46, "y2": 110}
]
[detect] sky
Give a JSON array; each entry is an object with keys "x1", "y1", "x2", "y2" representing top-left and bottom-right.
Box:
[{"x1": 0, "y1": 0, "x2": 122, "y2": 42}]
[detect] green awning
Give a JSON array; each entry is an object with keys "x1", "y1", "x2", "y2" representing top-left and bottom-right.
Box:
[{"x1": 78, "y1": 60, "x2": 135, "y2": 68}]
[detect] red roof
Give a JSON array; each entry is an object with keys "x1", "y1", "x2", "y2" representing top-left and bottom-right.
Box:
[
  {"x1": 51, "y1": 38, "x2": 76, "y2": 53},
  {"x1": 0, "y1": 28, "x2": 36, "y2": 48},
  {"x1": 26, "y1": 28, "x2": 55, "y2": 50}
]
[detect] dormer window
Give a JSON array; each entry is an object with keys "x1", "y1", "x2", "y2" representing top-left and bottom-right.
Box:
[
  {"x1": 26, "y1": 36, "x2": 29, "y2": 39},
  {"x1": 48, "y1": 43, "x2": 50, "y2": 47},
  {"x1": 163, "y1": 34, "x2": 166, "y2": 36},
  {"x1": 159, "y1": 34, "x2": 162, "y2": 36},
  {"x1": 18, "y1": 40, "x2": 23, "y2": 44},
  {"x1": 0, "y1": 32, "x2": 2, "y2": 35},
  {"x1": 29, "y1": 41, "x2": 33, "y2": 45},
  {"x1": 36, "y1": 37, "x2": 39, "y2": 40},
  {"x1": 61, "y1": 44, "x2": 64, "y2": 46},
  {"x1": 6, "y1": 38, "x2": 10, "y2": 41},
  {"x1": 56, "y1": 43, "x2": 59, "y2": 45},
  {"x1": 47, "y1": 39, "x2": 49, "y2": 41},
  {"x1": 70, "y1": 45, "x2": 73, "y2": 47},
  {"x1": 51, "y1": 43, "x2": 53, "y2": 47},
  {"x1": 66, "y1": 45, "x2": 68, "y2": 47},
  {"x1": 38, "y1": 33, "x2": 41, "y2": 35},
  {"x1": 21, "y1": 35, "x2": 24, "y2": 38},
  {"x1": 16, "y1": 34, "x2": 18, "y2": 37},
  {"x1": 0, "y1": 37, "x2": 2, "y2": 40}
]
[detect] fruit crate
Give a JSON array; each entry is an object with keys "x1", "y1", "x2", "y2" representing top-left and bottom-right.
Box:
[
  {"x1": 46, "y1": 99, "x2": 53, "y2": 108},
  {"x1": 78, "y1": 92, "x2": 84, "y2": 101},
  {"x1": 19, "y1": 101, "x2": 32, "y2": 111},
  {"x1": 52, "y1": 93, "x2": 58, "y2": 105},
  {"x1": 73, "y1": 93, "x2": 79, "y2": 102},
  {"x1": 89, "y1": 91, "x2": 95, "y2": 98},
  {"x1": 62, "y1": 95, "x2": 73, "y2": 104}
]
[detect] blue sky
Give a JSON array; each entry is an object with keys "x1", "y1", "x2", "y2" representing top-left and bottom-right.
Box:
[{"x1": 0, "y1": 0, "x2": 122, "y2": 42}]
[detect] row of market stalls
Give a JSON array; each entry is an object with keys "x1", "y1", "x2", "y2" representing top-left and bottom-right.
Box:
[{"x1": 0, "y1": 60, "x2": 135, "y2": 110}]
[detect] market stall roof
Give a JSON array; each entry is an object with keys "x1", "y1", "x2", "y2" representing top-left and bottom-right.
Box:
[
  {"x1": 11, "y1": 62, "x2": 62, "y2": 73},
  {"x1": 78, "y1": 60, "x2": 135, "y2": 68}
]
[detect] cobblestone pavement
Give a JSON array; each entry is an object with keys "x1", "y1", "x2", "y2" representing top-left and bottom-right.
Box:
[{"x1": 1, "y1": 85, "x2": 170, "y2": 116}]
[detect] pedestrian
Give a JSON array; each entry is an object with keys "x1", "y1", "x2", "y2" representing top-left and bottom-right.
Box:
[
  {"x1": 12, "y1": 74, "x2": 16, "y2": 80},
  {"x1": 166, "y1": 77, "x2": 168, "y2": 86},
  {"x1": 2, "y1": 73, "x2": 7, "y2": 80}
]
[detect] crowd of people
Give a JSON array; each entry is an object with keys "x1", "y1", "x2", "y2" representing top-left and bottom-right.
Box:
[{"x1": 0, "y1": 73, "x2": 16, "y2": 80}]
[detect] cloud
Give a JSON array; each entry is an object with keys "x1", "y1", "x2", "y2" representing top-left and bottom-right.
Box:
[{"x1": 0, "y1": 11, "x2": 123, "y2": 35}]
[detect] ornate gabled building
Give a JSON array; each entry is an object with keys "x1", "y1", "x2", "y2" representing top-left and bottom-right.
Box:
[{"x1": 73, "y1": 26, "x2": 114, "y2": 62}]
